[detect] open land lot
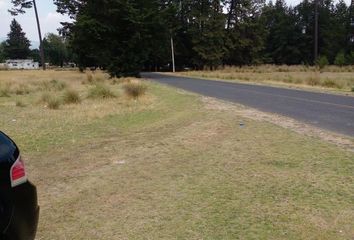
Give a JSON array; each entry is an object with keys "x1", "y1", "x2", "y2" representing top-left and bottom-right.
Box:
[
  {"x1": 177, "y1": 65, "x2": 354, "y2": 94},
  {"x1": 0, "y1": 70, "x2": 353, "y2": 239}
]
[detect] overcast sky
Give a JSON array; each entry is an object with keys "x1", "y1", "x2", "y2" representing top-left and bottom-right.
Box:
[{"x1": 0, "y1": 0, "x2": 352, "y2": 43}]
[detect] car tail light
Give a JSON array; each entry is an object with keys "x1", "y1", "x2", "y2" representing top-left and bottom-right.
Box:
[{"x1": 10, "y1": 156, "x2": 27, "y2": 187}]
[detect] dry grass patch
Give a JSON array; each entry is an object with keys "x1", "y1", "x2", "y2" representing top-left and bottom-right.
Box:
[{"x1": 178, "y1": 65, "x2": 354, "y2": 93}]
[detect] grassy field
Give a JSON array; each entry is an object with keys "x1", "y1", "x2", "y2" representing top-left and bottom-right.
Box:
[
  {"x1": 177, "y1": 65, "x2": 354, "y2": 93},
  {"x1": 0, "y1": 70, "x2": 353, "y2": 239}
]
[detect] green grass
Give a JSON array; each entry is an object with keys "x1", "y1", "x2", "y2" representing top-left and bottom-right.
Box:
[{"x1": 0, "y1": 70, "x2": 353, "y2": 239}]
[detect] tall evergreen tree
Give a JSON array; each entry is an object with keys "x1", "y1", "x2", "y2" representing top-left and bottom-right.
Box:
[
  {"x1": 294, "y1": 0, "x2": 315, "y2": 63},
  {"x1": 187, "y1": 0, "x2": 225, "y2": 69},
  {"x1": 224, "y1": 0, "x2": 266, "y2": 65},
  {"x1": 262, "y1": 0, "x2": 304, "y2": 64},
  {"x1": 4, "y1": 19, "x2": 31, "y2": 59},
  {"x1": 55, "y1": 0, "x2": 169, "y2": 77},
  {"x1": 0, "y1": 42, "x2": 6, "y2": 62}
]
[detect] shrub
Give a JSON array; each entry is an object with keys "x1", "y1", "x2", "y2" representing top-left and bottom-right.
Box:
[
  {"x1": 63, "y1": 89, "x2": 81, "y2": 104},
  {"x1": 123, "y1": 82, "x2": 147, "y2": 99},
  {"x1": 334, "y1": 51, "x2": 346, "y2": 66},
  {"x1": 316, "y1": 56, "x2": 329, "y2": 70},
  {"x1": 351, "y1": 86, "x2": 354, "y2": 92},
  {"x1": 88, "y1": 84, "x2": 116, "y2": 99}
]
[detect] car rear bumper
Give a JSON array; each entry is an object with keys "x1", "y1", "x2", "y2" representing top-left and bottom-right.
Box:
[{"x1": 3, "y1": 181, "x2": 39, "y2": 240}]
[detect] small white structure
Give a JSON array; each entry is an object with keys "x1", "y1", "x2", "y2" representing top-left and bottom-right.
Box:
[{"x1": 5, "y1": 59, "x2": 39, "y2": 70}]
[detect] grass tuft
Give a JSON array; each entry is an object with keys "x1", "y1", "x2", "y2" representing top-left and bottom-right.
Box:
[
  {"x1": 0, "y1": 87, "x2": 10, "y2": 97},
  {"x1": 322, "y1": 79, "x2": 342, "y2": 89},
  {"x1": 88, "y1": 84, "x2": 116, "y2": 99},
  {"x1": 14, "y1": 84, "x2": 30, "y2": 95},
  {"x1": 63, "y1": 89, "x2": 81, "y2": 104},
  {"x1": 15, "y1": 100, "x2": 26, "y2": 107},
  {"x1": 38, "y1": 79, "x2": 67, "y2": 91},
  {"x1": 39, "y1": 92, "x2": 61, "y2": 109},
  {"x1": 40, "y1": 92, "x2": 51, "y2": 103},
  {"x1": 123, "y1": 81, "x2": 147, "y2": 99},
  {"x1": 47, "y1": 97, "x2": 61, "y2": 110}
]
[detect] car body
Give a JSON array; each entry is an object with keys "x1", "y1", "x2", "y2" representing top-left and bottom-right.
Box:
[{"x1": 0, "y1": 131, "x2": 39, "y2": 240}]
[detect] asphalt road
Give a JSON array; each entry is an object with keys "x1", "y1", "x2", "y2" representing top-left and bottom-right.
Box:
[{"x1": 142, "y1": 73, "x2": 354, "y2": 137}]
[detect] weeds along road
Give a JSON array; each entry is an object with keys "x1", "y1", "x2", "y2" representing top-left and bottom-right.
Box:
[{"x1": 143, "y1": 73, "x2": 354, "y2": 137}]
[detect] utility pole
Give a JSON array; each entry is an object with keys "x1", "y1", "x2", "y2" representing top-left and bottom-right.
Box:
[
  {"x1": 171, "y1": 36, "x2": 175, "y2": 73},
  {"x1": 32, "y1": 0, "x2": 45, "y2": 70},
  {"x1": 314, "y1": 0, "x2": 319, "y2": 63},
  {"x1": 170, "y1": 0, "x2": 182, "y2": 73}
]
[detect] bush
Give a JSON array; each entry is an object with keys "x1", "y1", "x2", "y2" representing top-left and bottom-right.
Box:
[
  {"x1": 334, "y1": 51, "x2": 346, "y2": 66},
  {"x1": 88, "y1": 84, "x2": 116, "y2": 99},
  {"x1": 63, "y1": 89, "x2": 81, "y2": 104},
  {"x1": 351, "y1": 86, "x2": 354, "y2": 92},
  {"x1": 316, "y1": 56, "x2": 329, "y2": 70},
  {"x1": 346, "y1": 51, "x2": 354, "y2": 65},
  {"x1": 123, "y1": 82, "x2": 147, "y2": 99}
]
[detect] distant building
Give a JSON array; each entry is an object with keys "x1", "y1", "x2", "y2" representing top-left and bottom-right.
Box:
[{"x1": 5, "y1": 59, "x2": 39, "y2": 70}]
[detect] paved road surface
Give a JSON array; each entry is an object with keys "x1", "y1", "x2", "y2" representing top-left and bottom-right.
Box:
[{"x1": 142, "y1": 73, "x2": 354, "y2": 137}]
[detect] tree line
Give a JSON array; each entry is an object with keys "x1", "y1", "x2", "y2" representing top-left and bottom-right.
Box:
[
  {"x1": 53, "y1": 0, "x2": 354, "y2": 76},
  {"x1": 3, "y1": 0, "x2": 354, "y2": 76},
  {"x1": 0, "y1": 19, "x2": 73, "y2": 67}
]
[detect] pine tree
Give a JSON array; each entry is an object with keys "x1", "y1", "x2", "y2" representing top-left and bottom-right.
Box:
[
  {"x1": 4, "y1": 19, "x2": 31, "y2": 59},
  {"x1": 224, "y1": 0, "x2": 266, "y2": 65},
  {"x1": 0, "y1": 42, "x2": 6, "y2": 62},
  {"x1": 188, "y1": 0, "x2": 226, "y2": 69}
]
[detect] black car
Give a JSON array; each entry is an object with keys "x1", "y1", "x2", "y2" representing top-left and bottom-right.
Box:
[{"x1": 0, "y1": 132, "x2": 39, "y2": 240}]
